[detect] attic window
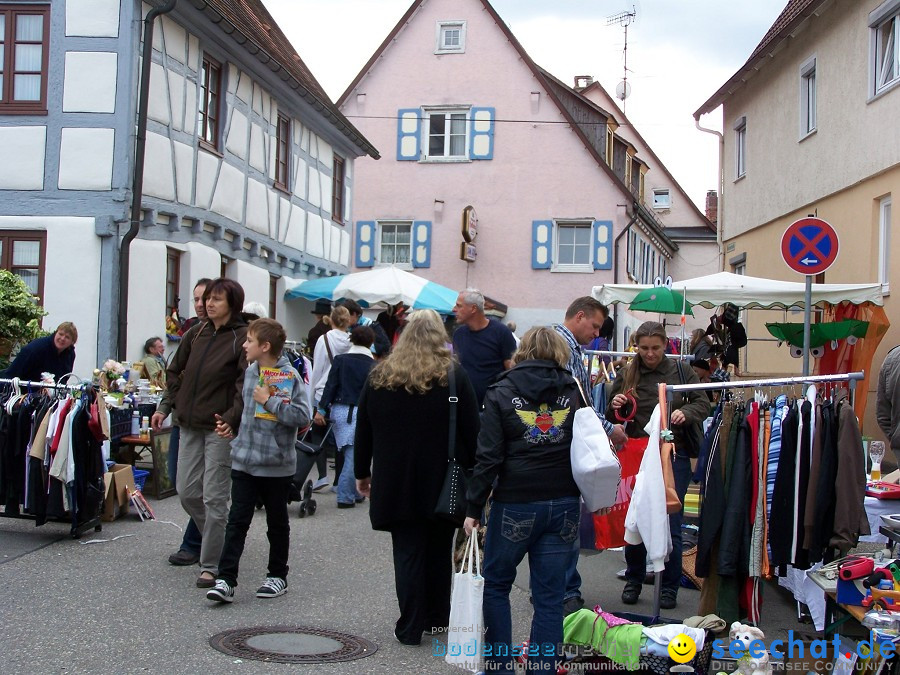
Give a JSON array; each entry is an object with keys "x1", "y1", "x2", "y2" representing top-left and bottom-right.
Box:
[
  {"x1": 652, "y1": 188, "x2": 671, "y2": 210},
  {"x1": 436, "y1": 21, "x2": 466, "y2": 54}
]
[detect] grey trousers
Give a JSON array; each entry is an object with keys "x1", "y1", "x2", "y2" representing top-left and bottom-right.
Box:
[{"x1": 176, "y1": 427, "x2": 232, "y2": 574}]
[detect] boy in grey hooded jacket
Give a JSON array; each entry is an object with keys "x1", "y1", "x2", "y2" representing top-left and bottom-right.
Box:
[{"x1": 208, "y1": 318, "x2": 310, "y2": 603}]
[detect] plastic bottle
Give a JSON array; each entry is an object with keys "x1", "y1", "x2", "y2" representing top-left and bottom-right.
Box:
[
  {"x1": 140, "y1": 416, "x2": 150, "y2": 441},
  {"x1": 131, "y1": 410, "x2": 140, "y2": 435}
]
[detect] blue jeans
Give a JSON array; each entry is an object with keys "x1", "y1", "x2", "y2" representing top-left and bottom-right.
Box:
[
  {"x1": 624, "y1": 453, "x2": 692, "y2": 592},
  {"x1": 336, "y1": 445, "x2": 362, "y2": 504},
  {"x1": 483, "y1": 497, "x2": 580, "y2": 673},
  {"x1": 168, "y1": 425, "x2": 202, "y2": 556}
]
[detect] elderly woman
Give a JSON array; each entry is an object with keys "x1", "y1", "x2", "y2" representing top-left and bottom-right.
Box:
[
  {"x1": 151, "y1": 278, "x2": 249, "y2": 589},
  {"x1": 2, "y1": 322, "x2": 77, "y2": 382},
  {"x1": 607, "y1": 321, "x2": 708, "y2": 610},
  {"x1": 355, "y1": 309, "x2": 479, "y2": 646},
  {"x1": 464, "y1": 327, "x2": 583, "y2": 674}
]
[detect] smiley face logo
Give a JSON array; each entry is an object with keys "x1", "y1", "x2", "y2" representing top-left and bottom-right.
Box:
[{"x1": 668, "y1": 633, "x2": 697, "y2": 663}]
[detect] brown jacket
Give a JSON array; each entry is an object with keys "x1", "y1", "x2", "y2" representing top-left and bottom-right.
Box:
[
  {"x1": 157, "y1": 316, "x2": 248, "y2": 431},
  {"x1": 830, "y1": 390, "x2": 870, "y2": 553}
]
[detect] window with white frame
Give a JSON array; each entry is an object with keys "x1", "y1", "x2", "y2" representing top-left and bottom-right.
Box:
[
  {"x1": 436, "y1": 21, "x2": 466, "y2": 54},
  {"x1": 871, "y1": 1, "x2": 900, "y2": 95},
  {"x1": 377, "y1": 221, "x2": 412, "y2": 266},
  {"x1": 734, "y1": 116, "x2": 747, "y2": 178},
  {"x1": 880, "y1": 195, "x2": 892, "y2": 291},
  {"x1": 553, "y1": 221, "x2": 592, "y2": 272},
  {"x1": 652, "y1": 188, "x2": 671, "y2": 210},
  {"x1": 425, "y1": 107, "x2": 468, "y2": 159},
  {"x1": 800, "y1": 56, "x2": 817, "y2": 136},
  {"x1": 626, "y1": 229, "x2": 666, "y2": 284}
]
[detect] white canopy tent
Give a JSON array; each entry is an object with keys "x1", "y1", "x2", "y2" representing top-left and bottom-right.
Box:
[{"x1": 593, "y1": 272, "x2": 884, "y2": 310}]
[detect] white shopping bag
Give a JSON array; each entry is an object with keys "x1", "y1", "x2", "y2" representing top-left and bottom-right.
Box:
[
  {"x1": 445, "y1": 530, "x2": 484, "y2": 672},
  {"x1": 570, "y1": 406, "x2": 621, "y2": 512}
]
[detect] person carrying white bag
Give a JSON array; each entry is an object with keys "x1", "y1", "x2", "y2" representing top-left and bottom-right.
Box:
[{"x1": 445, "y1": 531, "x2": 484, "y2": 672}]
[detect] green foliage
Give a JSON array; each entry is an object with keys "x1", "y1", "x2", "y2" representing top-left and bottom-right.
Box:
[{"x1": 0, "y1": 269, "x2": 48, "y2": 342}]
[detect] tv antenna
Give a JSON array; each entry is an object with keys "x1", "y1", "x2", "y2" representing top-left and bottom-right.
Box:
[{"x1": 607, "y1": 6, "x2": 636, "y2": 111}]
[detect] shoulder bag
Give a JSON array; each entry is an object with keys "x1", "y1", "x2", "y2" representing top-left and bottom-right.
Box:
[
  {"x1": 672, "y1": 361, "x2": 703, "y2": 458},
  {"x1": 570, "y1": 379, "x2": 621, "y2": 512},
  {"x1": 434, "y1": 366, "x2": 469, "y2": 526}
]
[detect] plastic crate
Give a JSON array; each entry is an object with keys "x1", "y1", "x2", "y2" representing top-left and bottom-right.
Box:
[{"x1": 132, "y1": 469, "x2": 150, "y2": 492}]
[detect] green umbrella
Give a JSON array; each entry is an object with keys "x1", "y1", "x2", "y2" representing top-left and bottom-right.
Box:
[
  {"x1": 765, "y1": 319, "x2": 869, "y2": 348},
  {"x1": 629, "y1": 287, "x2": 694, "y2": 316}
]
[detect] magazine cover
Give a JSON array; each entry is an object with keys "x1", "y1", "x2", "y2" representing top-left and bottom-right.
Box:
[{"x1": 255, "y1": 366, "x2": 295, "y2": 420}]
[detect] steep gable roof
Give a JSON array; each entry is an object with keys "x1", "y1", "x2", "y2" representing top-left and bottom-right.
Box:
[
  {"x1": 337, "y1": 0, "x2": 677, "y2": 251},
  {"x1": 694, "y1": 0, "x2": 829, "y2": 117},
  {"x1": 191, "y1": 0, "x2": 379, "y2": 158}
]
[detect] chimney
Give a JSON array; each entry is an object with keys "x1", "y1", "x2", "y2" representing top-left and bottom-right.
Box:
[
  {"x1": 574, "y1": 75, "x2": 594, "y2": 90},
  {"x1": 705, "y1": 190, "x2": 718, "y2": 225}
]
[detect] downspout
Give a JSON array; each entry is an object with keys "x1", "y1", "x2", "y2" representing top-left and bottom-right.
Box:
[
  {"x1": 694, "y1": 114, "x2": 724, "y2": 271},
  {"x1": 118, "y1": 0, "x2": 178, "y2": 360},
  {"x1": 611, "y1": 206, "x2": 640, "y2": 350}
]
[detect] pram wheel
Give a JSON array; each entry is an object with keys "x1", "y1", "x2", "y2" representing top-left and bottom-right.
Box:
[{"x1": 298, "y1": 479, "x2": 315, "y2": 518}]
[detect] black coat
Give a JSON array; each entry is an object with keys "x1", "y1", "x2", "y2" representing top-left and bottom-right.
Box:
[
  {"x1": 319, "y1": 352, "x2": 375, "y2": 412},
  {"x1": 354, "y1": 363, "x2": 479, "y2": 531},
  {"x1": 1, "y1": 335, "x2": 75, "y2": 382}
]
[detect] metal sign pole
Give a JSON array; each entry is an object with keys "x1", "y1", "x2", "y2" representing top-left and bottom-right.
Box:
[{"x1": 803, "y1": 275, "x2": 812, "y2": 376}]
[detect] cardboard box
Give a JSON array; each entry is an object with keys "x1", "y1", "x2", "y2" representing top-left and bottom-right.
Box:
[{"x1": 102, "y1": 463, "x2": 135, "y2": 522}]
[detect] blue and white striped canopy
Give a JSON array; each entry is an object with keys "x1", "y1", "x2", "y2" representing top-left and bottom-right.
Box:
[{"x1": 284, "y1": 265, "x2": 458, "y2": 314}]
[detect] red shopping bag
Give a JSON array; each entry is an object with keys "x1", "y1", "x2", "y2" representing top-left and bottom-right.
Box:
[{"x1": 592, "y1": 437, "x2": 648, "y2": 549}]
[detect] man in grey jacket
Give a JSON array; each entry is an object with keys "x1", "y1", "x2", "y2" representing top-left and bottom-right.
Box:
[{"x1": 876, "y1": 345, "x2": 900, "y2": 481}]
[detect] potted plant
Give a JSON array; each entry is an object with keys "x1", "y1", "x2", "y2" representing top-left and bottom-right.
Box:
[{"x1": 0, "y1": 269, "x2": 48, "y2": 367}]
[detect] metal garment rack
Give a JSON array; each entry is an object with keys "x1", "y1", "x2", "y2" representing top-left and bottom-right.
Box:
[
  {"x1": 0, "y1": 377, "x2": 103, "y2": 538},
  {"x1": 646, "y1": 370, "x2": 865, "y2": 617},
  {"x1": 584, "y1": 350, "x2": 695, "y2": 361}
]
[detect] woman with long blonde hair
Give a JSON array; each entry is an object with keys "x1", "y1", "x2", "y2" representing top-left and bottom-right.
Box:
[{"x1": 355, "y1": 309, "x2": 480, "y2": 646}]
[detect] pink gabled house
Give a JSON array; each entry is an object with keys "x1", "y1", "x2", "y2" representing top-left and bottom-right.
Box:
[{"x1": 337, "y1": 0, "x2": 716, "y2": 340}]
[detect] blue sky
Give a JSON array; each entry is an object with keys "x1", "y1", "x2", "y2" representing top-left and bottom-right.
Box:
[{"x1": 261, "y1": 0, "x2": 788, "y2": 210}]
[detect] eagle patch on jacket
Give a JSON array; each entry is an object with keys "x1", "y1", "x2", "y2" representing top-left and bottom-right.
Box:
[{"x1": 513, "y1": 396, "x2": 571, "y2": 444}]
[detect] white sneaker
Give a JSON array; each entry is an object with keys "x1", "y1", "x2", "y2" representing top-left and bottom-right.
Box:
[
  {"x1": 311, "y1": 477, "x2": 330, "y2": 492},
  {"x1": 207, "y1": 579, "x2": 234, "y2": 603},
  {"x1": 256, "y1": 576, "x2": 288, "y2": 598}
]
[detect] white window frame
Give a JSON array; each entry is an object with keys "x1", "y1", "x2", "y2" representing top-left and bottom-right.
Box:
[
  {"x1": 652, "y1": 188, "x2": 671, "y2": 210},
  {"x1": 870, "y1": 0, "x2": 900, "y2": 99},
  {"x1": 435, "y1": 21, "x2": 466, "y2": 54},
  {"x1": 375, "y1": 220, "x2": 413, "y2": 269},
  {"x1": 552, "y1": 219, "x2": 593, "y2": 274},
  {"x1": 422, "y1": 105, "x2": 470, "y2": 162},
  {"x1": 799, "y1": 55, "x2": 817, "y2": 139},
  {"x1": 880, "y1": 195, "x2": 892, "y2": 293},
  {"x1": 734, "y1": 116, "x2": 747, "y2": 179}
]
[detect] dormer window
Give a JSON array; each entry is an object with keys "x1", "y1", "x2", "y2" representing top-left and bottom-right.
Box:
[
  {"x1": 436, "y1": 21, "x2": 466, "y2": 54},
  {"x1": 652, "y1": 188, "x2": 671, "y2": 210}
]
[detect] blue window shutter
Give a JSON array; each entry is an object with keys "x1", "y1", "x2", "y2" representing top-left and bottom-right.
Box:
[
  {"x1": 469, "y1": 107, "x2": 494, "y2": 160},
  {"x1": 593, "y1": 220, "x2": 612, "y2": 270},
  {"x1": 396, "y1": 109, "x2": 421, "y2": 161},
  {"x1": 411, "y1": 220, "x2": 432, "y2": 268},
  {"x1": 532, "y1": 220, "x2": 552, "y2": 269},
  {"x1": 356, "y1": 221, "x2": 375, "y2": 268}
]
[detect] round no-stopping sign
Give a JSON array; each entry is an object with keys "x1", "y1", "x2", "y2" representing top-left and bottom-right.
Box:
[{"x1": 781, "y1": 217, "x2": 839, "y2": 276}]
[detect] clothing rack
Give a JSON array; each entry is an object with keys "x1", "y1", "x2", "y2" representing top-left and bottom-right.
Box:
[
  {"x1": 0, "y1": 377, "x2": 103, "y2": 538},
  {"x1": 584, "y1": 350, "x2": 695, "y2": 361}
]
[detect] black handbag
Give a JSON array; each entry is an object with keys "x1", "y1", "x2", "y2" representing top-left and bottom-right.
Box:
[
  {"x1": 672, "y1": 361, "x2": 703, "y2": 458},
  {"x1": 433, "y1": 366, "x2": 468, "y2": 526}
]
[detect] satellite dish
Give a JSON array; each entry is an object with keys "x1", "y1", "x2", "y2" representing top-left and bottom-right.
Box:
[{"x1": 616, "y1": 80, "x2": 631, "y2": 101}]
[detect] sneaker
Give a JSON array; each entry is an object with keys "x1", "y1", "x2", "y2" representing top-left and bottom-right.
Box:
[
  {"x1": 621, "y1": 582, "x2": 641, "y2": 605},
  {"x1": 207, "y1": 579, "x2": 234, "y2": 603},
  {"x1": 256, "y1": 576, "x2": 288, "y2": 598},
  {"x1": 311, "y1": 477, "x2": 330, "y2": 492},
  {"x1": 394, "y1": 629, "x2": 420, "y2": 646},
  {"x1": 337, "y1": 502, "x2": 355, "y2": 509},
  {"x1": 563, "y1": 595, "x2": 585, "y2": 616},
  {"x1": 168, "y1": 549, "x2": 199, "y2": 566},
  {"x1": 659, "y1": 588, "x2": 677, "y2": 610}
]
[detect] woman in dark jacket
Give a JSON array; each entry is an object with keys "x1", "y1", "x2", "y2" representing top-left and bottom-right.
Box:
[
  {"x1": 464, "y1": 327, "x2": 582, "y2": 674},
  {"x1": 607, "y1": 320, "x2": 708, "y2": 610},
  {"x1": 355, "y1": 309, "x2": 479, "y2": 646},
  {"x1": 2, "y1": 322, "x2": 77, "y2": 382},
  {"x1": 315, "y1": 325, "x2": 376, "y2": 508}
]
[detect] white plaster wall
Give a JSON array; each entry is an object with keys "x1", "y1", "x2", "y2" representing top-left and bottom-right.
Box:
[
  {"x1": 306, "y1": 213, "x2": 324, "y2": 257},
  {"x1": 210, "y1": 162, "x2": 245, "y2": 223},
  {"x1": 172, "y1": 140, "x2": 194, "y2": 205},
  {"x1": 58, "y1": 128, "x2": 115, "y2": 190},
  {"x1": 143, "y1": 131, "x2": 175, "y2": 200},
  {"x1": 308, "y1": 169, "x2": 321, "y2": 207},
  {"x1": 245, "y1": 179, "x2": 269, "y2": 234},
  {"x1": 320, "y1": 169, "x2": 332, "y2": 219},
  {"x1": 167, "y1": 70, "x2": 186, "y2": 133},
  {"x1": 226, "y1": 110, "x2": 249, "y2": 160},
  {"x1": 292, "y1": 156, "x2": 307, "y2": 200},
  {"x1": 126, "y1": 239, "x2": 168, "y2": 363},
  {"x1": 147, "y1": 62, "x2": 170, "y2": 125},
  {"x1": 236, "y1": 69, "x2": 252, "y2": 104},
  {"x1": 184, "y1": 242, "x2": 221, "y2": 292},
  {"x1": 66, "y1": 0, "x2": 120, "y2": 37},
  {"x1": 195, "y1": 150, "x2": 219, "y2": 209},
  {"x1": 0, "y1": 217, "x2": 100, "y2": 377},
  {"x1": 249, "y1": 122, "x2": 266, "y2": 173},
  {"x1": 0, "y1": 127, "x2": 45, "y2": 189},
  {"x1": 156, "y1": 15, "x2": 187, "y2": 65},
  {"x1": 284, "y1": 209, "x2": 307, "y2": 252},
  {"x1": 63, "y1": 52, "x2": 118, "y2": 113},
  {"x1": 340, "y1": 229, "x2": 351, "y2": 266},
  {"x1": 233, "y1": 260, "x2": 270, "y2": 311},
  {"x1": 278, "y1": 197, "x2": 291, "y2": 242}
]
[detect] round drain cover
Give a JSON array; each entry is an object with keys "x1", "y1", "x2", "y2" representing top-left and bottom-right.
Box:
[{"x1": 209, "y1": 626, "x2": 378, "y2": 664}]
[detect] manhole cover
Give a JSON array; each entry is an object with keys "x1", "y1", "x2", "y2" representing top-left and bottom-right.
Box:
[{"x1": 209, "y1": 626, "x2": 378, "y2": 664}]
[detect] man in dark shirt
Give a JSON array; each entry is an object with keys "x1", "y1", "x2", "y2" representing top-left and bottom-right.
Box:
[{"x1": 452, "y1": 288, "x2": 517, "y2": 406}]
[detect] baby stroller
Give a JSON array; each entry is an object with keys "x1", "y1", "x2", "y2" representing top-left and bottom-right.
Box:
[{"x1": 288, "y1": 423, "x2": 334, "y2": 517}]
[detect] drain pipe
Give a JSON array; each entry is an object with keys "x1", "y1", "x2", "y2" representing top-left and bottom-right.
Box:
[
  {"x1": 694, "y1": 114, "x2": 724, "y2": 270},
  {"x1": 611, "y1": 206, "x2": 639, "y2": 350},
  {"x1": 118, "y1": 0, "x2": 178, "y2": 360}
]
